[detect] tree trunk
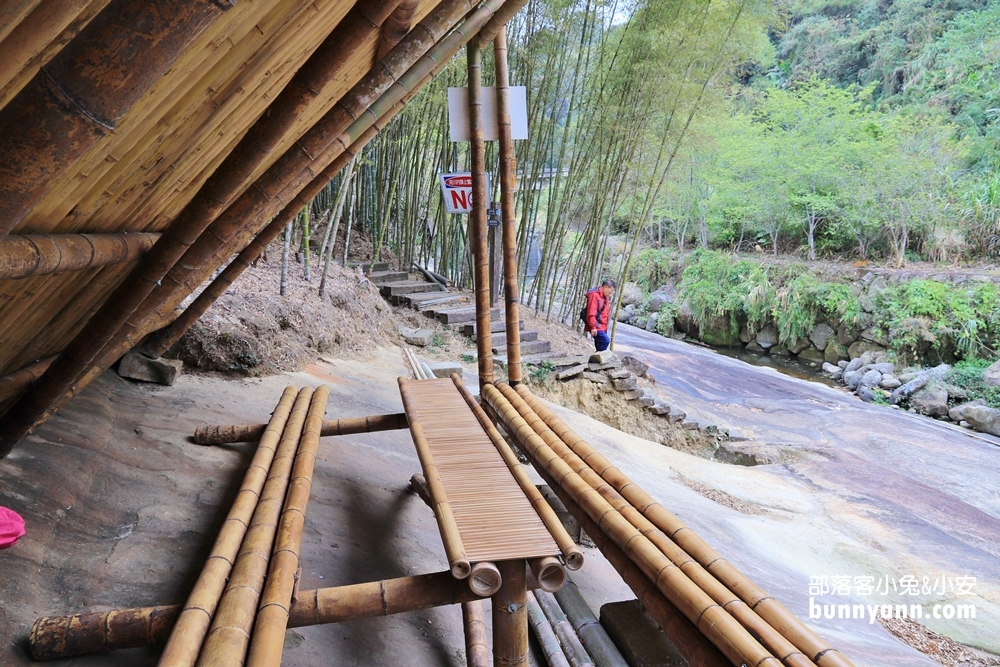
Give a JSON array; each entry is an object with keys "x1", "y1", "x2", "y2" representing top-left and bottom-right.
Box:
[{"x1": 280, "y1": 221, "x2": 292, "y2": 296}]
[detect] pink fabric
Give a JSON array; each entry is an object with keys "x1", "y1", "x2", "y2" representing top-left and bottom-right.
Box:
[{"x1": 0, "y1": 506, "x2": 25, "y2": 549}]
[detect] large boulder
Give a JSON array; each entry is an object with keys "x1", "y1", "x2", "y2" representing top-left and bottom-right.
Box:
[
  {"x1": 620, "y1": 281, "x2": 644, "y2": 306},
  {"x1": 856, "y1": 386, "x2": 877, "y2": 403},
  {"x1": 860, "y1": 369, "x2": 882, "y2": 388},
  {"x1": 890, "y1": 375, "x2": 928, "y2": 404},
  {"x1": 909, "y1": 385, "x2": 950, "y2": 417},
  {"x1": 118, "y1": 352, "x2": 183, "y2": 385},
  {"x1": 824, "y1": 343, "x2": 848, "y2": 364},
  {"x1": 848, "y1": 340, "x2": 886, "y2": 360},
  {"x1": 836, "y1": 322, "x2": 857, "y2": 346},
  {"x1": 959, "y1": 404, "x2": 1000, "y2": 437},
  {"x1": 949, "y1": 400, "x2": 987, "y2": 423},
  {"x1": 675, "y1": 301, "x2": 699, "y2": 336},
  {"x1": 646, "y1": 285, "x2": 675, "y2": 313},
  {"x1": 809, "y1": 322, "x2": 835, "y2": 351},
  {"x1": 843, "y1": 370, "x2": 862, "y2": 390},
  {"x1": 645, "y1": 313, "x2": 659, "y2": 332},
  {"x1": 798, "y1": 347, "x2": 825, "y2": 366},
  {"x1": 789, "y1": 337, "x2": 811, "y2": 354},
  {"x1": 700, "y1": 316, "x2": 741, "y2": 347},
  {"x1": 880, "y1": 375, "x2": 902, "y2": 390},
  {"x1": 984, "y1": 360, "x2": 1000, "y2": 387},
  {"x1": 755, "y1": 325, "x2": 779, "y2": 350}
]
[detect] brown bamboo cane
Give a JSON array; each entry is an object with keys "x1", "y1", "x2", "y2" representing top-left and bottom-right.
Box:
[
  {"x1": 527, "y1": 592, "x2": 572, "y2": 667},
  {"x1": 0, "y1": 0, "x2": 231, "y2": 233},
  {"x1": 533, "y1": 589, "x2": 594, "y2": 667},
  {"x1": 469, "y1": 562, "x2": 503, "y2": 597},
  {"x1": 497, "y1": 384, "x2": 816, "y2": 667},
  {"x1": 0, "y1": 233, "x2": 159, "y2": 280},
  {"x1": 376, "y1": 0, "x2": 420, "y2": 62},
  {"x1": 528, "y1": 557, "x2": 565, "y2": 594},
  {"x1": 30, "y1": 570, "x2": 498, "y2": 661},
  {"x1": 512, "y1": 385, "x2": 853, "y2": 667},
  {"x1": 192, "y1": 413, "x2": 408, "y2": 445},
  {"x1": 476, "y1": 0, "x2": 530, "y2": 48},
  {"x1": 462, "y1": 600, "x2": 491, "y2": 667},
  {"x1": 397, "y1": 376, "x2": 471, "y2": 579},
  {"x1": 494, "y1": 560, "x2": 529, "y2": 667},
  {"x1": 0, "y1": 0, "x2": 487, "y2": 456},
  {"x1": 155, "y1": 387, "x2": 299, "y2": 667},
  {"x1": 533, "y1": 464, "x2": 730, "y2": 667},
  {"x1": 0, "y1": 355, "x2": 55, "y2": 403},
  {"x1": 493, "y1": 25, "x2": 522, "y2": 385},
  {"x1": 482, "y1": 385, "x2": 780, "y2": 667},
  {"x1": 245, "y1": 386, "x2": 329, "y2": 667},
  {"x1": 468, "y1": 40, "x2": 494, "y2": 389},
  {"x1": 194, "y1": 387, "x2": 313, "y2": 667},
  {"x1": 450, "y1": 374, "x2": 583, "y2": 570}
]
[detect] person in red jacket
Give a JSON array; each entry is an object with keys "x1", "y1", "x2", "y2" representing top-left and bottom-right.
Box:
[{"x1": 583, "y1": 279, "x2": 615, "y2": 351}]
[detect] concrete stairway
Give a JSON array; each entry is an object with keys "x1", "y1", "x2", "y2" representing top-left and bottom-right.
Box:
[{"x1": 370, "y1": 265, "x2": 560, "y2": 364}]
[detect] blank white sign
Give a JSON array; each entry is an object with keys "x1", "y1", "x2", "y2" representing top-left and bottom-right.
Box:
[{"x1": 448, "y1": 86, "x2": 528, "y2": 142}]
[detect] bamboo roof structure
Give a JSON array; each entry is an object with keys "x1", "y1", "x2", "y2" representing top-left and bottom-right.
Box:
[{"x1": 0, "y1": 0, "x2": 518, "y2": 454}]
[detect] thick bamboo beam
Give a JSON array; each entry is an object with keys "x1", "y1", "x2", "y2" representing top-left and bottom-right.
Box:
[
  {"x1": 0, "y1": 0, "x2": 231, "y2": 233},
  {"x1": 246, "y1": 386, "x2": 329, "y2": 667},
  {"x1": 195, "y1": 387, "x2": 314, "y2": 667},
  {"x1": 528, "y1": 557, "x2": 565, "y2": 594},
  {"x1": 469, "y1": 562, "x2": 503, "y2": 597},
  {"x1": 467, "y1": 41, "x2": 494, "y2": 388},
  {"x1": 0, "y1": 0, "x2": 513, "y2": 457},
  {"x1": 0, "y1": 232, "x2": 159, "y2": 280},
  {"x1": 493, "y1": 26, "x2": 523, "y2": 385},
  {"x1": 463, "y1": 600, "x2": 491, "y2": 667},
  {"x1": 498, "y1": 385, "x2": 815, "y2": 667},
  {"x1": 376, "y1": 0, "x2": 419, "y2": 62},
  {"x1": 157, "y1": 387, "x2": 299, "y2": 667},
  {"x1": 476, "y1": 0, "x2": 530, "y2": 48},
  {"x1": 553, "y1": 579, "x2": 629, "y2": 667},
  {"x1": 512, "y1": 385, "x2": 852, "y2": 667},
  {"x1": 398, "y1": 376, "x2": 471, "y2": 579},
  {"x1": 533, "y1": 589, "x2": 594, "y2": 667},
  {"x1": 192, "y1": 413, "x2": 408, "y2": 445},
  {"x1": 527, "y1": 591, "x2": 571, "y2": 667},
  {"x1": 482, "y1": 385, "x2": 780, "y2": 667},
  {"x1": 494, "y1": 560, "x2": 529, "y2": 667},
  {"x1": 0, "y1": 356, "x2": 55, "y2": 404},
  {"x1": 451, "y1": 375, "x2": 583, "y2": 570},
  {"x1": 30, "y1": 571, "x2": 494, "y2": 661}
]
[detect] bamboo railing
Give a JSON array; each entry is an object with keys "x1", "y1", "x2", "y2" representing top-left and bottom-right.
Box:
[
  {"x1": 0, "y1": 355, "x2": 55, "y2": 404},
  {"x1": 0, "y1": 232, "x2": 159, "y2": 280},
  {"x1": 463, "y1": 600, "x2": 491, "y2": 667},
  {"x1": 192, "y1": 413, "x2": 408, "y2": 445}
]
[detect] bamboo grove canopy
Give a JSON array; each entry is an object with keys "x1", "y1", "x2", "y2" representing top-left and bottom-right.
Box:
[{"x1": 0, "y1": 0, "x2": 525, "y2": 456}]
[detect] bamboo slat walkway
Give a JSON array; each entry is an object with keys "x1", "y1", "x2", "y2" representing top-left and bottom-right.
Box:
[{"x1": 399, "y1": 377, "x2": 560, "y2": 564}]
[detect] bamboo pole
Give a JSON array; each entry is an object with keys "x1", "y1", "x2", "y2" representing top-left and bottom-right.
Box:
[
  {"x1": 528, "y1": 557, "x2": 566, "y2": 594},
  {"x1": 512, "y1": 385, "x2": 851, "y2": 667},
  {"x1": 192, "y1": 413, "x2": 408, "y2": 445},
  {"x1": 482, "y1": 385, "x2": 780, "y2": 667},
  {"x1": 534, "y1": 589, "x2": 594, "y2": 667},
  {"x1": 195, "y1": 387, "x2": 313, "y2": 667},
  {"x1": 0, "y1": 0, "x2": 447, "y2": 455},
  {"x1": 450, "y1": 374, "x2": 583, "y2": 570},
  {"x1": 376, "y1": 0, "x2": 420, "y2": 62},
  {"x1": 245, "y1": 385, "x2": 329, "y2": 667},
  {"x1": 527, "y1": 592, "x2": 571, "y2": 667},
  {"x1": 0, "y1": 233, "x2": 159, "y2": 280},
  {"x1": 498, "y1": 385, "x2": 815, "y2": 667},
  {"x1": 467, "y1": 41, "x2": 494, "y2": 389},
  {"x1": 494, "y1": 25, "x2": 522, "y2": 384},
  {"x1": 31, "y1": 570, "x2": 497, "y2": 661},
  {"x1": 494, "y1": 560, "x2": 529, "y2": 667},
  {"x1": 463, "y1": 600, "x2": 491, "y2": 667},
  {"x1": 469, "y1": 562, "x2": 503, "y2": 597},
  {"x1": 157, "y1": 387, "x2": 299, "y2": 667},
  {"x1": 535, "y1": 466, "x2": 730, "y2": 667},
  {"x1": 398, "y1": 376, "x2": 471, "y2": 579},
  {"x1": 0, "y1": 0, "x2": 231, "y2": 233},
  {"x1": 476, "y1": 0, "x2": 530, "y2": 48},
  {"x1": 553, "y1": 579, "x2": 629, "y2": 667},
  {"x1": 0, "y1": 355, "x2": 55, "y2": 403}
]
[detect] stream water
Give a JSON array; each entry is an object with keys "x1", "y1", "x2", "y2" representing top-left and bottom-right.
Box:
[{"x1": 701, "y1": 344, "x2": 840, "y2": 387}]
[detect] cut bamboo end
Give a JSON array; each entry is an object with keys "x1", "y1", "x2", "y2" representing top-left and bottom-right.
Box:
[
  {"x1": 469, "y1": 562, "x2": 502, "y2": 597},
  {"x1": 529, "y1": 557, "x2": 565, "y2": 593}
]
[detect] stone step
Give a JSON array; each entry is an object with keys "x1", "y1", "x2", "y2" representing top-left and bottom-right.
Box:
[
  {"x1": 397, "y1": 291, "x2": 460, "y2": 308},
  {"x1": 435, "y1": 307, "x2": 501, "y2": 325},
  {"x1": 490, "y1": 330, "x2": 538, "y2": 346},
  {"x1": 349, "y1": 261, "x2": 391, "y2": 272},
  {"x1": 462, "y1": 320, "x2": 524, "y2": 336},
  {"x1": 495, "y1": 351, "x2": 563, "y2": 366},
  {"x1": 414, "y1": 295, "x2": 469, "y2": 311},
  {"x1": 378, "y1": 281, "x2": 443, "y2": 297},
  {"x1": 493, "y1": 340, "x2": 551, "y2": 355},
  {"x1": 368, "y1": 270, "x2": 410, "y2": 283}
]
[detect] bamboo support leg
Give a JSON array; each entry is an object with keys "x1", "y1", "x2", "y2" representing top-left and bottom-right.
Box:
[
  {"x1": 158, "y1": 386, "x2": 298, "y2": 667},
  {"x1": 494, "y1": 560, "x2": 529, "y2": 667},
  {"x1": 467, "y1": 40, "x2": 493, "y2": 388},
  {"x1": 463, "y1": 600, "x2": 491, "y2": 667}
]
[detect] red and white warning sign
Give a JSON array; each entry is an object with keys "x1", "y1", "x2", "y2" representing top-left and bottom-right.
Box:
[{"x1": 439, "y1": 172, "x2": 490, "y2": 214}]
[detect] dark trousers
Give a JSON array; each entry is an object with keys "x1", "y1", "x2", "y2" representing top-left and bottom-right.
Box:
[{"x1": 594, "y1": 330, "x2": 610, "y2": 351}]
